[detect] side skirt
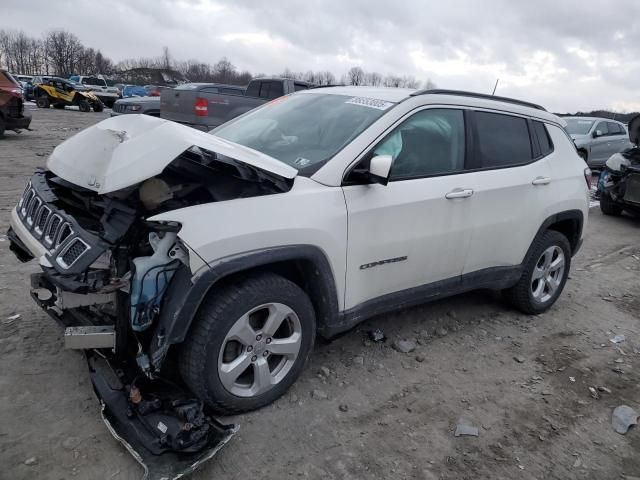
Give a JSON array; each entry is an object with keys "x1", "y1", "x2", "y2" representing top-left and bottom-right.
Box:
[{"x1": 320, "y1": 265, "x2": 522, "y2": 338}]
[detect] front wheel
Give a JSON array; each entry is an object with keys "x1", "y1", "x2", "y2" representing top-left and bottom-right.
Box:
[
  {"x1": 180, "y1": 273, "x2": 316, "y2": 415},
  {"x1": 503, "y1": 230, "x2": 571, "y2": 315}
]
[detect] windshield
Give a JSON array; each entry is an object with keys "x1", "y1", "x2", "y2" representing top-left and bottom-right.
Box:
[
  {"x1": 565, "y1": 118, "x2": 595, "y2": 135},
  {"x1": 212, "y1": 93, "x2": 393, "y2": 172}
]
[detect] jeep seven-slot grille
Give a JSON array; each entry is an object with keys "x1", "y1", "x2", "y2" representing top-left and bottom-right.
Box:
[{"x1": 16, "y1": 183, "x2": 90, "y2": 269}]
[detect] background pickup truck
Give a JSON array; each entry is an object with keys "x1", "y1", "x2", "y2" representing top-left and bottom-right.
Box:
[{"x1": 160, "y1": 78, "x2": 314, "y2": 131}]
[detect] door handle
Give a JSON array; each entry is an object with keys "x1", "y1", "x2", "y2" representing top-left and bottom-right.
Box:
[
  {"x1": 445, "y1": 188, "x2": 474, "y2": 199},
  {"x1": 532, "y1": 176, "x2": 552, "y2": 186}
]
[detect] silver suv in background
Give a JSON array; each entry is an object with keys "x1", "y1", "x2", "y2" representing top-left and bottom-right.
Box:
[{"x1": 565, "y1": 116, "x2": 632, "y2": 169}]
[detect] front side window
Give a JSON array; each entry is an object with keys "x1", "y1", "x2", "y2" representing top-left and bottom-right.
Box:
[
  {"x1": 373, "y1": 109, "x2": 465, "y2": 180},
  {"x1": 475, "y1": 111, "x2": 532, "y2": 168},
  {"x1": 82, "y1": 77, "x2": 106, "y2": 86},
  {"x1": 595, "y1": 121, "x2": 609, "y2": 137}
]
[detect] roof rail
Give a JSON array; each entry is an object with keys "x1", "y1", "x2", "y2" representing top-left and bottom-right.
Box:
[{"x1": 410, "y1": 89, "x2": 547, "y2": 112}]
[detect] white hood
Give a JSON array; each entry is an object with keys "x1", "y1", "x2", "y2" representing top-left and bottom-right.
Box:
[{"x1": 47, "y1": 114, "x2": 297, "y2": 194}]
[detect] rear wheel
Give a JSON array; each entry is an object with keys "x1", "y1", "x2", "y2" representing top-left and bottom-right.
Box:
[
  {"x1": 36, "y1": 95, "x2": 50, "y2": 108},
  {"x1": 600, "y1": 192, "x2": 623, "y2": 216},
  {"x1": 503, "y1": 230, "x2": 571, "y2": 315},
  {"x1": 78, "y1": 100, "x2": 91, "y2": 112},
  {"x1": 93, "y1": 102, "x2": 104, "y2": 113},
  {"x1": 180, "y1": 273, "x2": 316, "y2": 415}
]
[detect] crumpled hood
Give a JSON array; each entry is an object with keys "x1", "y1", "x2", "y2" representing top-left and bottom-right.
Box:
[{"x1": 47, "y1": 114, "x2": 297, "y2": 194}]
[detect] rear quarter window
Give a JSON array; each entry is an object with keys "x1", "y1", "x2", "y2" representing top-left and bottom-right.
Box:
[
  {"x1": 475, "y1": 111, "x2": 533, "y2": 168},
  {"x1": 533, "y1": 121, "x2": 554, "y2": 157}
]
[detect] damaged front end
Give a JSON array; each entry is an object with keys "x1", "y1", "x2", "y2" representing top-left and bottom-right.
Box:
[
  {"x1": 7, "y1": 115, "x2": 296, "y2": 478},
  {"x1": 598, "y1": 114, "x2": 640, "y2": 214}
]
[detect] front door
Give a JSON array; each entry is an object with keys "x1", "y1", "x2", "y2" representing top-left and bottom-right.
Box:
[{"x1": 342, "y1": 108, "x2": 474, "y2": 310}]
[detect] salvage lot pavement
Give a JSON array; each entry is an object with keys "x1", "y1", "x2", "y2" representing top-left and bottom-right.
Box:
[{"x1": 1, "y1": 107, "x2": 639, "y2": 480}]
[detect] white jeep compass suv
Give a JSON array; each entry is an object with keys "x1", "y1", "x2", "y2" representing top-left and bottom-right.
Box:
[{"x1": 8, "y1": 87, "x2": 590, "y2": 418}]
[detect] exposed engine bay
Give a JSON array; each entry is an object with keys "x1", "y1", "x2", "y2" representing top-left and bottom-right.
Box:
[{"x1": 7, "y1": 141, "x2": 292, "y2": 478}]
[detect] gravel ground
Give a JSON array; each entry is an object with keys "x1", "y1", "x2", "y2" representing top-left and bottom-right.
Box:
[{"x1": 1, "y1": 107, "x2": 639, "y2": 480}]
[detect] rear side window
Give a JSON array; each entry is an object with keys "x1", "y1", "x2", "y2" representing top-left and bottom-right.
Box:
[
  {"x1": 533, "y1": 121, "x2": 553, "y2": 157},
  {"x1": 82, "y1": 77, "x2": 106, "y2": 86},
  {"x1": 607, "y1": 122, "x2": 623, "y2": 135},
  {"x1": 475, "y1": 112, "x2": 532, "y2": 168}
]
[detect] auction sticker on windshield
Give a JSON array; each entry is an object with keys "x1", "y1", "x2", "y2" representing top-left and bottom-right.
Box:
[{"x1": 345, "y1": 97, "x2": 395, "y2": 110}]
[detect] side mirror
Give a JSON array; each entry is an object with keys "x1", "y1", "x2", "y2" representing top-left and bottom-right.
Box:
[
  {"x1": 369, "y1": 155, "x2": 393, "y2": 185},
  {"x1": 593, "y1": 130, "x2": 603, "y2": 138}
]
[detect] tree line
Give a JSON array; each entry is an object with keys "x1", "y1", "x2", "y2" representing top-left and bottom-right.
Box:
[{"x1": 0, "y1": 28, "x2": 436, "y2": 89}]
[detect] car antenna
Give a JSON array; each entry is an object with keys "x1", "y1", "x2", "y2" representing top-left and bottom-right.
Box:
[{"x1": 491, "y1": 78, "x2": 499, "y2": 96}]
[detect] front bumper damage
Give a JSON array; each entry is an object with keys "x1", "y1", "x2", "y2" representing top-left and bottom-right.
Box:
[
  {"x1": 8, "y1": 170, "x2": 239, "y2": 478},
  {"x1": 88, "y1": 352, "x2": 237, "y2": 480}
]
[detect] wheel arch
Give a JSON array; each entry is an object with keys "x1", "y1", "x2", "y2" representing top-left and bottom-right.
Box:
[
  {"x1": 529, "y1": 210, "x2": 584, "y2": 261},
  {"x1": 149, "y1": 244, "x2": 341, "y2": 369}
]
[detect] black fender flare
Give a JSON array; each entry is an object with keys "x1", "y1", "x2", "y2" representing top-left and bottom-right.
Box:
[{"x1": 149, "y1": 244, "x2": 341, "y2": 369}]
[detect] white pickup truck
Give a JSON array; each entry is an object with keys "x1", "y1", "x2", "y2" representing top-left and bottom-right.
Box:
[{"x1": 69, "y1": 75, "x2": 119, "y2": 107}]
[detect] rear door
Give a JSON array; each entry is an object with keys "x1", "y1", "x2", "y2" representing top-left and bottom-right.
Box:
[{"x1": 462, "y1": 111, "x2": 554, "y2": 274}]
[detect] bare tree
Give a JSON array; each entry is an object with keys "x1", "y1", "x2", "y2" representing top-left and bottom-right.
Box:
[
  {"x1": 161, "y1": 46, "x2": 172, "y2": 70},
  {"x1": 45, "y1": 30, "x2": 84, "y2": 76},
  {"x1": 346, "y1": 66, "x2": 365, "y2": 86},
  {"x1": 212, "y1": 57, "x2": 236, "y2": 84},
  {"x1": 364, "y1": 71, "x2": 382, "y2": 86},
  {"x1": 423, "y1": 78, "x2": 436, "y2": 89}
]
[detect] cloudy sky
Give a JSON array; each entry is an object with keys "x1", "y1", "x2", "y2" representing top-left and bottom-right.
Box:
[{"x1": 4, "y1": 0, "x2": 640, "y2": 112}]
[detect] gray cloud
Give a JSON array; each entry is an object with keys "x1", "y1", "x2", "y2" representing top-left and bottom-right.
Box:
[{"x1": 4, "y1": 0, "x2": 640, "y2": 111}]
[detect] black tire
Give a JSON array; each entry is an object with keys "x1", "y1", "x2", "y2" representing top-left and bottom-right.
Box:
[
  {"x1": 0, "y1": 117, "x2": 5, "y2": 138},
  {"x1": 104, "y1": 99, "x2": 115, "y2": 108},
  {"x1": 53, "y1": 103, "x2": 65, "y2": 109},
  {"x1": 78, "y1": 100, "x2": 91, "y2": 112},
  {"x1": 36, "y1": 95, "x2": 50, "y2": 109},
  {"x1": 180, "y1": 273, "x2": 316, "y2": 415},
  {"x1": 600, "y1": 192, "x2": 623, "y2": 216},
  {"x1": 503, "y1": 230, "x2": 571, "y2": 315},
  {"x1": 93, "y1": 102, "x2": 104, "y2": 113}
]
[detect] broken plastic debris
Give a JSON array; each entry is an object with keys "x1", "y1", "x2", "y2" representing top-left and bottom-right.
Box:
[
  {"x1": 368, "y1": 329, "x2": 386, "y2": 343},
  {"x1": 455, "y1": 419, "x2": 479, "y2": 437},
  {"x1": 612, "y1": 405, "x2": 638, "y2": 434},
  {"x1": 610, "y1": 334, "x2": 626, "y2": 344}
]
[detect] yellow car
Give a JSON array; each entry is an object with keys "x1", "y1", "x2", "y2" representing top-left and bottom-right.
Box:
[{"x1": 33, "y1": 77, "x2": 103, "y2": 112}]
